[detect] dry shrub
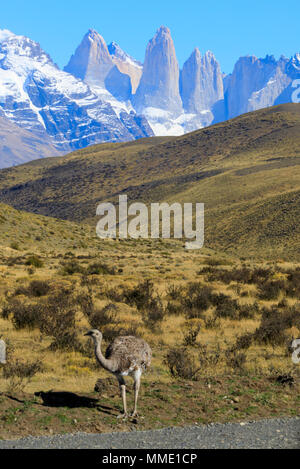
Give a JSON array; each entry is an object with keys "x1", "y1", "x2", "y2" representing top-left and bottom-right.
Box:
[
  {"x1": 25, "y1": 255, "x2": 44, "y2": 268},
  {"x1": 123, "y1": 279, "x2": 155, "y2": 310},
  {"x1": 277, "y1": 298, "x2": 288, "y2": 309},
  {"x1": 14, "y1": 280, "x2": 51, "y2": 298},
  {"x1": 76, "y1": 287, "x2": 95, "y2": 317},
  {"x1": 141, "y1": 297, "x2": 165, "y2": 332},
  {"x1": 232, "y1": 304, "x2": 300, "y2": 351},
  {"x1": 182, "y1": 321, "x2": 201, "y2": 347},
  {"x1": 180, "y1": 283, "x2": 258, "y2": 321},
  {"x1": 38, "y1": 289, "x2": 80, "y2": 351},
  {"x1": 89, "y1": 304, "x2": 118, "y2": 330},
  {"x1": 213, "y1": 294, "x2": 239, "y2": 319},
  {"x1": 1, "y1": 299, "x2": 41, "y2": 330},
  {"x1": 165, "y1": 341, "x2": 222, "y2": 380},
  {"x1": 225, "y1": 350, "x2": 247, "y2": 371},
  {"x1": 102, "y1": 323, "x2": 140, "y2": 343},
  {"x1": 198, "y1": 343, "x2": 221, "y2": 368},
  {"x1": 182, "y1": 282, "x2": 214, "y2": 318},
  {"x1": 253, "y1": 306, "x2": 299, "y2": 346},
  {"x1": 213, "y1": 294, "x2": 259, "y2": 320},
  {"x1": 204, "y1": 315, "x2": 221, "y2": 329},
  {"x1": 233, "y1": 332, "x2": 254, "y2": 351},
  {"x1": 86, "y1": 262, "x2": 116, "y2": 275},
  {"x1": 121, "y1": 280, "x2": 165, "y2": 331},
  {"x1": 166, "y1": 284, "x2": 183, "y2": 300},
  {"x1": 206, "y1": 266, "x2": 271, "y2": 285},
  {"x1": 285, "y1": 270, "x2": 300, "y2": 298},
  {"x1": 1, "y1": 289, "x2": 79, "y2": 351},
  {"x1": 77, "y1": 287, "x2": 120, "y2": 331},
  {"x1": 164, "y1": 347, "x2": 200, "y2": 380},
  {"x1": 257, "y1": 279, "x2": 286, "y2": 300},
  {"x1": 77, "y1": 288, "x2": 141, "y2": 341},
  {"x1": 28, "y1": 280, "x2": 51, "y2": 297},
  {"x1": 165, "y1": 301, "x2": 182, "y2": 315},
  {"x1": 105, "y1": 286, "x2": 125, "y2": 303},
  {"x1": 204, "y1": 257, "x2": 230, "y2": 266},
  {"x1": 3, "y1": 358, "x2": 43, "y2": 392},
  {"x1": 60, "y1": 260, "x2": 84, "y2": 275}
]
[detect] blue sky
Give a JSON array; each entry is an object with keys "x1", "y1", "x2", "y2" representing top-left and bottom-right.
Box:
[{"x1": 1, "y1": 0, "x2": 299, "y2": 73}]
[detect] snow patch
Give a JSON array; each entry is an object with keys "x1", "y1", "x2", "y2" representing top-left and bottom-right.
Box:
[
  {"x1": 142, "y1": 107, "x2": 206, "y2": 136},
  {"x1": 0, "y1": 29, "x2": 15, "y2": 43}
]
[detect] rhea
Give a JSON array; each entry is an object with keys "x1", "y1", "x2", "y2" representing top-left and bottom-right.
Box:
[{"x1": 85, "y1": 329, "x2": 152, "y2": 418}]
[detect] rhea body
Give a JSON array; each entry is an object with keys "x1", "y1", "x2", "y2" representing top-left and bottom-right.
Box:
[{"x1": 85, "y1": 329, "x2": 152, "y2": 418}]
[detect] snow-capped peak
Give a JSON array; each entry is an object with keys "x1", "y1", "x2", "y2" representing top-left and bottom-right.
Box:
[
  {"x1": 293, "y1": 53, "x2": 300, "y2": 62},
  {"x1": 288, "y1": 53, "x2": 300, "y2": 72},
  {"x1": 108, "y1": 42, "x2": 142, "y2": 68},
  {"x1": 0, "y1": 30, "x2": 54, "y2": 66},
  {"x1": 0, "y1": 28, "x2": 153, "y2": 157},
  {"x1": 0, "y1": 29, "x2": 15, "y2": 43},
  {"x1": 85, "y1": 28, "x2": 106, "y2": 45}
]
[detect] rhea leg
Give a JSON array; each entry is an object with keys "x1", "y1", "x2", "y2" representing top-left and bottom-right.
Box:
[
  {"x1": 117, "y1": 375, "x2": 128, "y2": 419},
  {"x1": 131, "y1": 369, "x2": 141, "y2": 417}
]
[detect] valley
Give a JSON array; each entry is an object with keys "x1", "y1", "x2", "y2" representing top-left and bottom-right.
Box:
[
  {"x1": 0, "y1": 104, "x2": 299, "y2": 439},
  {"x1": 0, "y1": 104, "x2": 299, "y2": 259}
]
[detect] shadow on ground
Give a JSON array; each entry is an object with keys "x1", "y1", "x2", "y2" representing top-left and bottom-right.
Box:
[{"x1": 34, "y1": 391, "x2": 115, "y2": 415}]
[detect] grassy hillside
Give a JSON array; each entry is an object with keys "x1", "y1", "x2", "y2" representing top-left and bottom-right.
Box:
[
  {"x1": 0, "y1": 103, "x2": 300, "y2": 259},
  {"x1": 0, "y1": 202, "x2": 97, "y2": 253},
  {"x1": 0, "y1": 202, "x2": 299, "y2": 438}
]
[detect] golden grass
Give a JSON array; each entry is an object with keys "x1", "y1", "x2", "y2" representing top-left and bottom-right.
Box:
[
  {"x1": 0, "y1": 232, "x2": 298, "y2": 439},
  {"x1": 0, "y1": 233, "x2": 299, "y2": 395}
]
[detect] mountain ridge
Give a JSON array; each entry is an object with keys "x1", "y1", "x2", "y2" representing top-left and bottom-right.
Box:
[
  {"x1": 0, "y1": 26, "x2": 299, "y2": 168},
  {"x1": 0, "y1": 28, "x2": 154, "y2": 166},
  {"x1": 0, "y1": 114, "x2": 59, "y2": 168}
]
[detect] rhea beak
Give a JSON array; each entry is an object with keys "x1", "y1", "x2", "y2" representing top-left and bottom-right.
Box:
[{"x1": 84, "y1": 332, "x2": 91, "y2": 337}]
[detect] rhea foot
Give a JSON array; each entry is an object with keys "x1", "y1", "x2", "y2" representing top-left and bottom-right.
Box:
[{"x1": 130, "y1": 411, "x2": 141, "y2": 418}]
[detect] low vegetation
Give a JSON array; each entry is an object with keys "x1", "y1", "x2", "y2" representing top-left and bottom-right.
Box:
[{"x1": 0, "y1": 209, "x2": 298, "y2": 439}]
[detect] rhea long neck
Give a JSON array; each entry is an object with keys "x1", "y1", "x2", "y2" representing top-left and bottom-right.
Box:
[{"x1": 94, "y1": 336, "x2": 117, "y2": 373}]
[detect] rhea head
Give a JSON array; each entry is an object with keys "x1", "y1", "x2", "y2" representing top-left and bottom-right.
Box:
[{"x1": 84, "y1": 329, "x2": 103, "y2": 343}]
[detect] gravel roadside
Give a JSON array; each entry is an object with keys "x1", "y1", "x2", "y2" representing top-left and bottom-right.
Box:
[{"x1": 0, "y1": 417, "x2": 299, "y2": 449}]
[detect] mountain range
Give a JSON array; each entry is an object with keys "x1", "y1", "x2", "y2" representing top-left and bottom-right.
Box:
[{"x1": 0, "y1": 26, "x2": 299, "y2": 168}]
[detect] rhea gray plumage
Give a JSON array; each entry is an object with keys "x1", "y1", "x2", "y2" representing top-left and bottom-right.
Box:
[{"x1": 85, "y1": 329, "x2": 151, "y2": 418}]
